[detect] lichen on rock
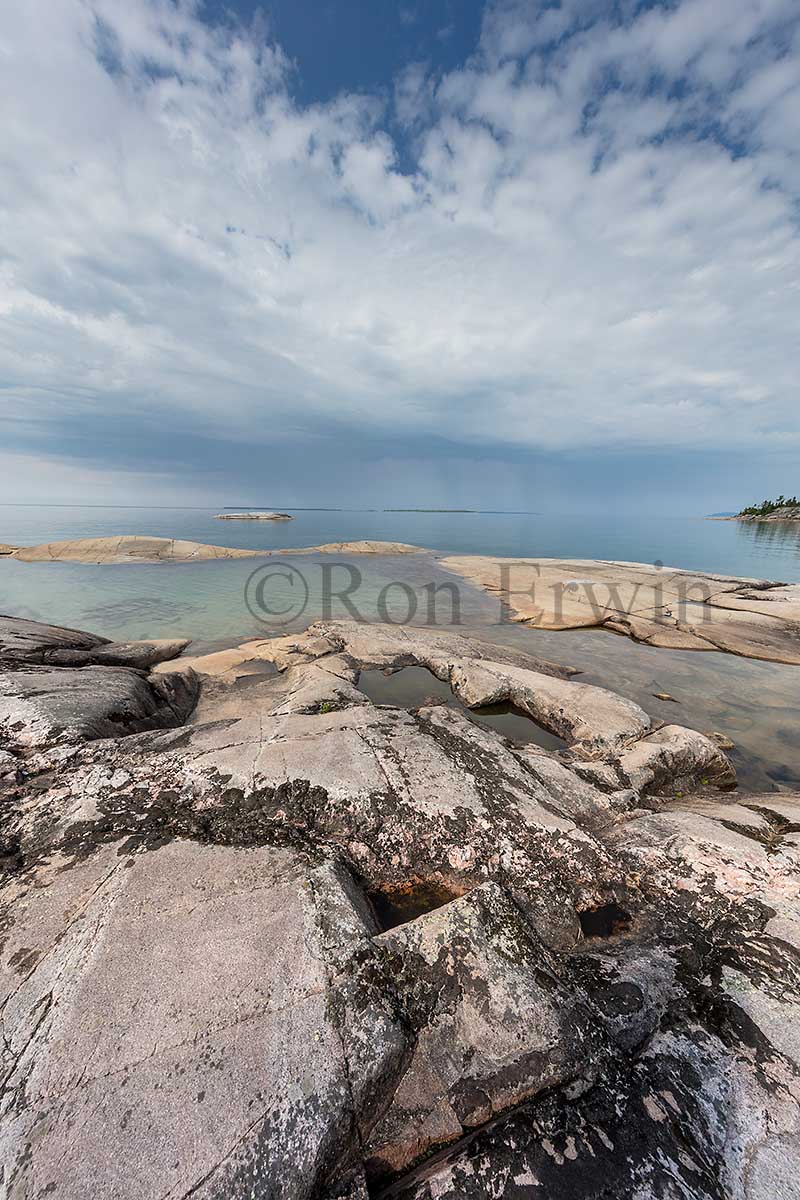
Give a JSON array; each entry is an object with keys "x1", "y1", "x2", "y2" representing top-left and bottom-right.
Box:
[{"x1": 1, "y1": 615, "x2": 799, "y2": 1199}]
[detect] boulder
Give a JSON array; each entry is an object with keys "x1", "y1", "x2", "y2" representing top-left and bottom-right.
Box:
[
  {"x1": 0, "y1": 618, "x2": 197, "y2": 752},
  {"x1": 0, "y1": 613, "x2": 108, "y2": 664},
  {"x1": 0, "y1": 664, "x2": 198, "y2": 748},
  {"x1": 365, "y1": 883, "x2": 601, "y2": 1182},
  {"x1": 42, "y1": 638, "x2": 191, "y2": 670},
  {"x1": 575, "y1": 724, "x2": 736, "y2": 796}
]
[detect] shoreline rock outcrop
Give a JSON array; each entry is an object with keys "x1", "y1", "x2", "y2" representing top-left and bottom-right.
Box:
[
  {"x1": 8, "y1": 535, "x2": 426, "y2": 563},
  {"x1": 2, "y1": 615, "x2": 799, "y2": 1199},
  {"x1": 0, "y1": 615, "x2": 198, "y2": 749},
  {"x1": 439, "y1": 556, "x2": 800, "y2": 665},
  {"x1": 734, "y1": 504, "x2": 800, "y2": 522}
]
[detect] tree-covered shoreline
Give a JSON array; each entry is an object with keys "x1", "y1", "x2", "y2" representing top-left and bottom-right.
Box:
[{"x1": 738, "y1": 494, "x2": 799, "y2": 517}]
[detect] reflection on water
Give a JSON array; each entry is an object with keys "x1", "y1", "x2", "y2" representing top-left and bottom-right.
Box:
[
  {"x1": 367, "y1": 881, "x2": 463, "y2": 932},
  {"x1": 357, "y1": 666, "x2": 568, "y2": 752},
  {"x1": 733, "y1": 517, "x2": 800, "y2": 575}
]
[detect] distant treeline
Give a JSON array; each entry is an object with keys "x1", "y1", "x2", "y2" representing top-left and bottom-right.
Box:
[{"x1": 738, "y1": 494, "x2": 799, "y2": 517}]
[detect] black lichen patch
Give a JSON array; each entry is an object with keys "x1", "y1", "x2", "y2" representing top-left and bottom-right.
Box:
[
  {"x1": 55, "y1": 777, "x2": 335, "y2": 867},
  {"x1": 373, "y1": 1035, "x2": 730, "y2": 1200},
  {"x1": 578, "y1": 902, "x2": 632, "y2": 939},
  {"x1": 0, "y1": 831, "x2": 24, "y2": 875},
  {"x1": 720, "y1": 805, "x2": 800, "y2": 856},
  {"x1": 367, "y1": 881, "x2": 463, "y2": 932},
  {"x1": 8, "y1": 946, "x2": 40, "y2": 975}
]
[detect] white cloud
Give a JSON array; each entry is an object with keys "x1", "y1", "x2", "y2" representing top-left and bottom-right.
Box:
[{"x1": 0, "y1": 0, "x2": 798, "y2": 494}]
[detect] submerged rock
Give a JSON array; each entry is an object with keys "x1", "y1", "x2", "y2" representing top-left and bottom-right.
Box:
[{"x1": 1, "y1": 616, "x2": 798, "y2": 1199}]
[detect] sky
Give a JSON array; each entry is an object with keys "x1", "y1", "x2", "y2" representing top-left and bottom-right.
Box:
[{"x1": 1, "y1": 0, "x2": 799, "y2": 513}]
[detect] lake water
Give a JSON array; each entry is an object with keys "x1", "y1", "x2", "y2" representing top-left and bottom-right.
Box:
[
  {"x1": 2, "y1": 505, "x2": 800, "y2": 579},
  {"x1": 1, "y1": 504, "x2": 798, "y2": 794}
]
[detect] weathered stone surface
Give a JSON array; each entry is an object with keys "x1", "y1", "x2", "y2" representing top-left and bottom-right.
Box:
[
  {"x1": 1, "y1": 615, "x2": 797, "y2": 1200},
  {"x1": 0, "y1": 841, "x2": 406, "y2": 1200},
  {"x1": 323, "y1": 1169, "x2": 370, "y2": 1199},
  {"x1": 0, "y1": 663, "x2": 198, "y2": 748},
  {"x1": 52, "y1": 699, "x2": 606, "y2": 948},
  {"x1": 613, "y1": 795, "x2": 800, "y2": 920},
  {"x1": 10, "y1": 535, "x2": 263, "y2": 563},
  {"x1": 381, "y1": 791, "x2": 800, "y2": 1200},
  {"x1": 10, "y1": 536, "x2": 426, "y2": 563},
  {"x1": 439, "y1": 556, "x2": 800, "y2": 665},
  {"x1": 449, "y1": 659, "x2": 649, "y2": 755},
  {"x1": 575, "y1": 724, "x2": 736, "y2": 796},
  {"x1": 0, "y1": 613, "x2": 108, "y2": 663},
  {"x1": 175, "y1": 621, "x2": 730, "y2": 777},
  {"x1": 385, "y1": 1018, "x2": 800, "y2": 1200},
  {"x1": 158, "y1": 621, "x2": 578, "y2": 683},
  {"x1": 365, "y1": 883, "x2": 600, "y2": 1182},
  {"x1": 285, "y1": 621, "x2": 578, "y2": 680},
  {"x1": 0, "y1": 748, "x2": 18, "y2": 783},
  {"x1": 0, "y1": 622, "x2": 195, "y2": 747},
  {"x1": 42, "y1": 637, "x2": 191, "y2": 670}
]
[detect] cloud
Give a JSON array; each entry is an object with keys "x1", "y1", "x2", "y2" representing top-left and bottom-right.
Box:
[{"x1": 0, "y1": 0, "x2": 798, "y2": 503}]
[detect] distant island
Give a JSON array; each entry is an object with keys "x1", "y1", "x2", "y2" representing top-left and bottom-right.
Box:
[
  {"x1": 383, "y1": 508, "x2": 540, "y2": 514},
  {"x1": 214, "y1": 511, "x2": 293, "y2": 521},
  {"x1": 734, "y1": 495, "x2": 800, "y2": 521}
]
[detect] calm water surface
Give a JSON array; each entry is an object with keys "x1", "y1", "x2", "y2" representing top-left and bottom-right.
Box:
[
  {"x1": 1, "y1": 505, "x2": 800, "y2": 579},
  {"x1": 1, "y1": 505, "x2": 798, "y2": 795}
]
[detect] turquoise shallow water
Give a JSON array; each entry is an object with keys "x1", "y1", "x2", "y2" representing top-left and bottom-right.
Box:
[
  {"x1": 0, "y1": 553, "x2": 498, "y2": 643},
  {"x1": 1, "y1": 505, "x2": 798, "y2": 794}
]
